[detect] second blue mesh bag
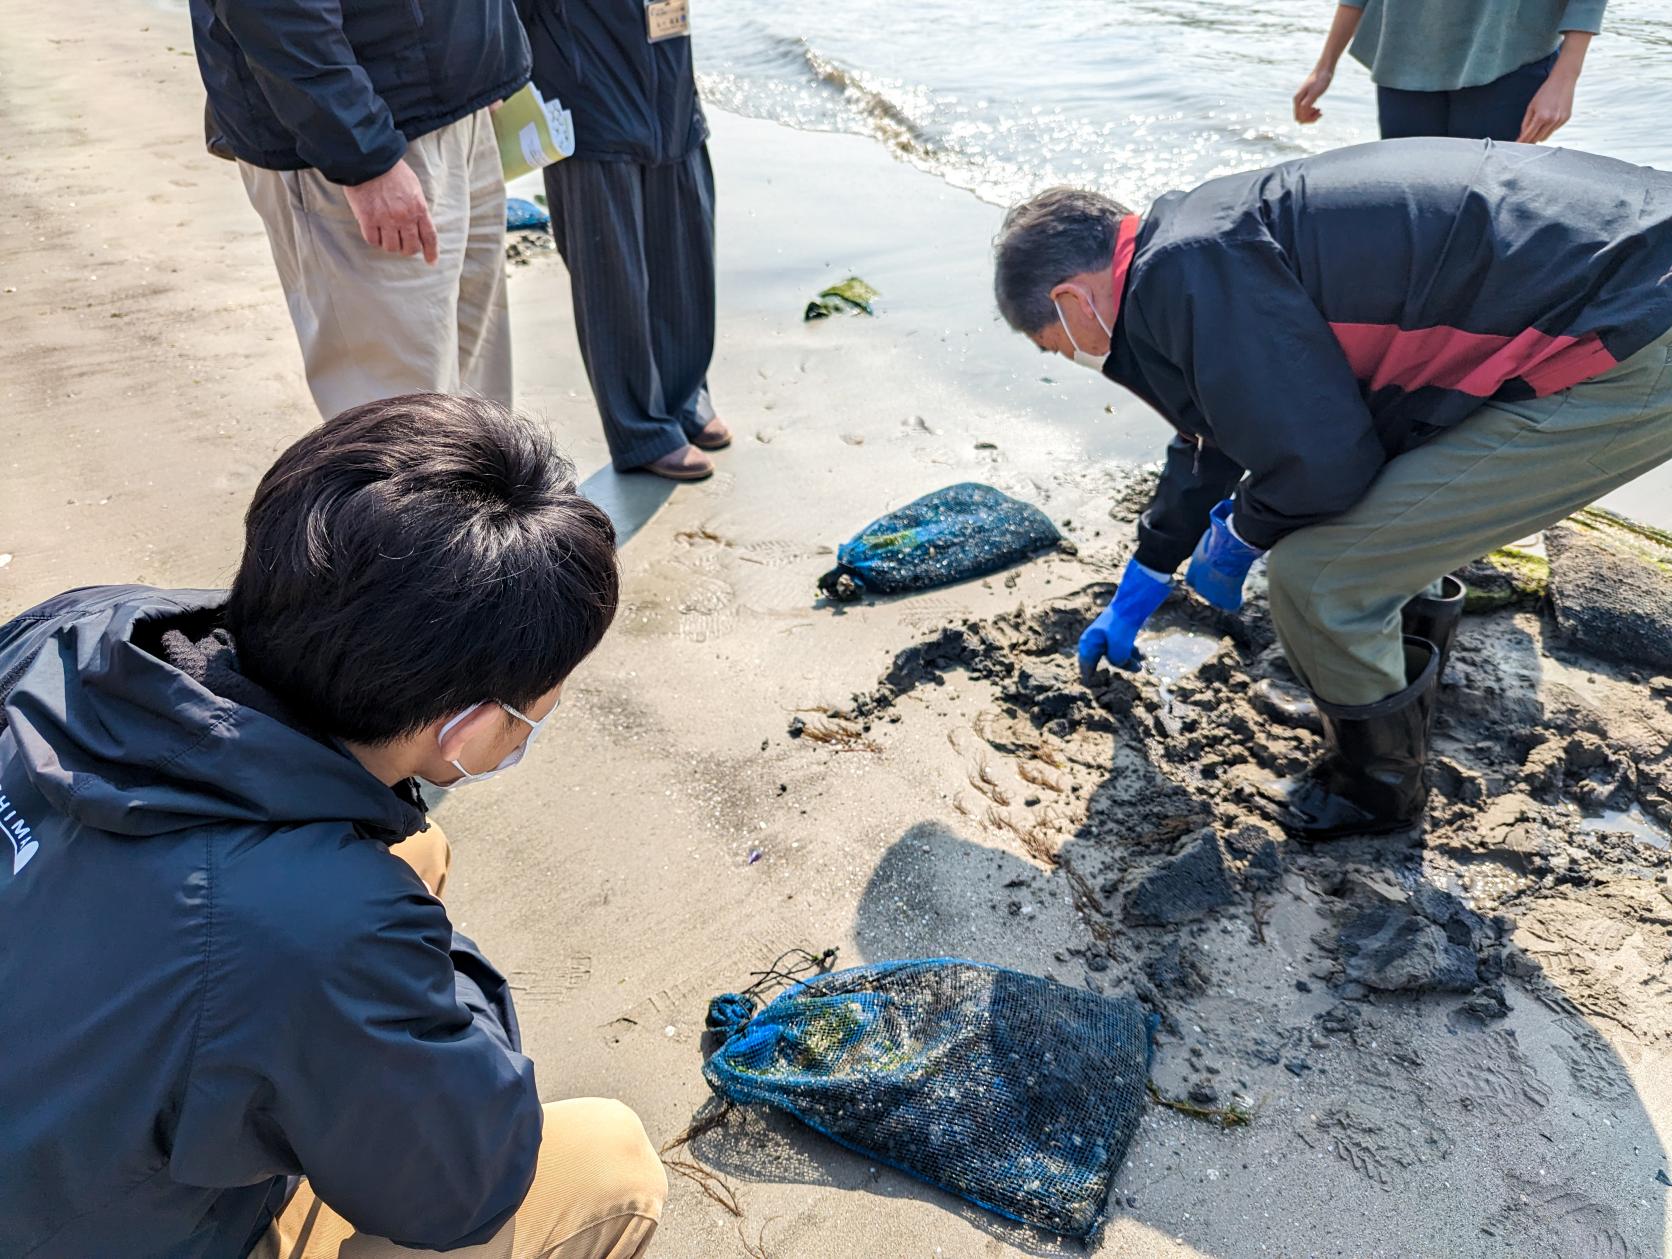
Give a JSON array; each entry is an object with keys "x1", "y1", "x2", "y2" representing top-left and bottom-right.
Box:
[
  {"x1": 817, "y1": 483, "x2": 1061, "y2": 600},
  {"x1": 702, "y1": 958, "x2": 1154, "y2": 1238}
]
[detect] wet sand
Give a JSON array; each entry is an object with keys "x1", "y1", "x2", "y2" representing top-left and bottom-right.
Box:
[{"x1": 5, "y1": 5, "x2": 1672, "y2": 1257}]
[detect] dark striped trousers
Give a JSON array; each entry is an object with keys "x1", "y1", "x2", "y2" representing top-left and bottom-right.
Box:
[{"x1": 543, "y1": 145, "x2": 718, "y2": 470}]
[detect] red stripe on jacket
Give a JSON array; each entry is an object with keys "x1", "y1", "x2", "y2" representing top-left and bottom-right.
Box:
[{"x1": 1329, "y1": 321, "x2": 1618, "y2": 399}]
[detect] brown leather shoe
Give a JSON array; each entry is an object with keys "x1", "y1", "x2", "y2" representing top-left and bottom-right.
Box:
[
  {"x1": 691, "y1": 417, "x2": 732, "y2": 451},
  {"x1": 637, "y1": 444, "x2": 714, "y2": 481}
]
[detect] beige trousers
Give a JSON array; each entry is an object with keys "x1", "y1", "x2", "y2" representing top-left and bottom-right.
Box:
[
  {"x1": 254, "y1": 827, "x2": 667, "y2": 1259},
  {"x1": 240, "y1": 110, "x2": 513, "y2": 420}
]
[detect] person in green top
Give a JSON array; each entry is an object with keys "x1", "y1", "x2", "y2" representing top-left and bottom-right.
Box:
[{"x1": 1293, "y1": 0, "x2": 1604, "y2": 143}]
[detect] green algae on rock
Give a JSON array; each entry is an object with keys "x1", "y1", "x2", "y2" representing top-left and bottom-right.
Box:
[
  {"x1": 804, "y1": 276, "x2": 880, "y2": 320},
  {"x1": 1460, "y1": 546, "x2": 1550, "y2": 613}
]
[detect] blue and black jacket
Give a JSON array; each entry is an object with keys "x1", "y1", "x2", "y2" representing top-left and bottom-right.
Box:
[
  {"x1": 1108, "y1": 138, "x2": 1672, "y2": 571},
  {"x1": 0, "y1": 587, "x2": 541, "y2": 1258},
  {"x1": 191, "y1": 0, "x2": 531, "y2": 185}
]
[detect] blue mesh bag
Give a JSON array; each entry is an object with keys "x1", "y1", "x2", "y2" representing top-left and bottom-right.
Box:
[
  {"x1": 702, "y1": 957, "x2": 1154, "y2": 1238},
  {"x1": 506, "y1": 196, "x2": 550, "y2": 231},
  {"x1": 817, "y1": 483, "x2": 1061, "y2": 601}
]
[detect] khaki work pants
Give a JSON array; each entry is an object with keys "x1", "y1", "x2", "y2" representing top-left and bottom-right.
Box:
[
  {"x1": 240, "y1": 110, "x2": 513, "y2": 420},
  {"x1": 256, "y1": 827, "x2": 666, "y2": 1259},
  {"x1": 1267, "y1": 324, "x2": 1672, "y2": 705}
]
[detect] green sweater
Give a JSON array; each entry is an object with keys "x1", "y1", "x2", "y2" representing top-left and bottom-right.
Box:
[{"x1": 1342, "y1": 0, "x2": 1606, "y2": 92}]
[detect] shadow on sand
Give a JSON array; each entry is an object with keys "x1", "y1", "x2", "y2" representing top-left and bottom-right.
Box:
[{"x1": 678, "y1": 582, "x2": 1669, "y2": 1257}]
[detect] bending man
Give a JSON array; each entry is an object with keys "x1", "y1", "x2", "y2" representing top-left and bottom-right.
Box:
[{"x1": 992, "y1": 139, "x2": 1672, "y2": 841}]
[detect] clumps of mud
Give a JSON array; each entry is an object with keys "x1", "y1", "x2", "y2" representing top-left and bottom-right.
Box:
[
  {"x1": 1336, "y1": 898, "x2": 1483, "y2": 994},
  {"x1": 807, "y1": 517, "x2": 1672, "y2": 1208},
  {"x1": 1123, "y1": 831, "x2": 1237, "y2": 926}
]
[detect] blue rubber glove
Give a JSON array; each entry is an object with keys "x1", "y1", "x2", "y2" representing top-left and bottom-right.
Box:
[
  {"x1": 1185, "y1": 499, "x2": 1264, "y2": 612},
  {"x1": 1079, "y1": 557, "x2": 1173, "y2": 680}
]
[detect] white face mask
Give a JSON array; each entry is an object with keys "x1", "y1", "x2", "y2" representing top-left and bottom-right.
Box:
[
  {"x1": 1054, "y1": 290, "x2": 1113, "y2": 373},
  {"x1": 420, "y1": 699, "x2": 558, "y2": 790}
]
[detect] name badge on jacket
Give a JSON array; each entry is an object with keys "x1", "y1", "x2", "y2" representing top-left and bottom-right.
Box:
[{"x1": 646, "y1": 0, "x2": 689, "y2": 42}]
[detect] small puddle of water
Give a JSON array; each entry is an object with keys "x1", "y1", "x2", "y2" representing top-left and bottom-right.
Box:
[
  {"x1": 1580, "y1": 806, "x2": 1672, "y2": 851},
  {"x1": 1144, "y1": 629, "x2": 1220, "y2": 683},
  {"x1": 1144, "y1": 629, "x2": 1222, "y2": 723}
]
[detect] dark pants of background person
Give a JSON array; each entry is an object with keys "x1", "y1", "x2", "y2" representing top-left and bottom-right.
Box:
[
  {"x1": 1377, "y1": 51, "x2": 1556, "y2": 141},
  {"x1": 544, "y1": 145, "x2": 718, "y2": 471}
]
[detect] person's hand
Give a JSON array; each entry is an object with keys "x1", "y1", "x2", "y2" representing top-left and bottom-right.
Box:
[
  {"x1": 1185, "y1": 499, "x2": 1264, "y2": 612},
  {"x1": 1079, "y1": 557, "x2": 1174, "y2": 682},
  {"x1": 1518, "y1": 72, "x2": 1576, "y2": 143},
  {"x1": 393, "y1": 820, "x2": 451, "y2": 898},
  {"x1": 1293, "y1": 67, "x2": 1333, "y2": 124},
  {"x1": 343, "y1": 158, "x2": 439, "y2": 264}
]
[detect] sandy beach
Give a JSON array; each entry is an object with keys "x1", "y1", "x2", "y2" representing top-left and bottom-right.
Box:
[{"x1": 5, "y1": 4, "x2": 1672, "y2": 1258}]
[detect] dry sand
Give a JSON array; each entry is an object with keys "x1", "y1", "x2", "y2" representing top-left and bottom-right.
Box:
[{"x1": 4, "y1": 4, "x2": 1672, "y2": 1257}]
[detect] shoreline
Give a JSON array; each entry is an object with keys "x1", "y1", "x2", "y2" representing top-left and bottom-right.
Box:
[{"x1": 4, "y1": 6, "x2": 1672, "y2": 1259}]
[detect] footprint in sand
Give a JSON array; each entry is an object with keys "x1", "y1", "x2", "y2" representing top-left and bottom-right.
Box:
[
  {"x1": 676, "y1": 574, "x2": 738, "y2": 643},
  {"x1": 1552, "y1": 1015, "x2": 1636, "y2": 1103},
  {"x1": 1308, "y1": 1102, "x2": 1454, "y2": 1191},
  {"x1": 507, "y1": 954, "x2": 593, "y2": 1007},
  {"x1": 695, "y1": 470, "x2": 737, "y2": 499},
  {"x1": 1431, "y1": 1029, "x2": 1553, "y2": 1124},
  {"x1": 899, "y1": 595, "x2": 975, "y2": 632},
  {"x1": 734, "y1": 539, "x2": 824, "y2": 609},
  {"x1": 1491, "y1": 1173, "x2": 1640, "y2": 1259}
]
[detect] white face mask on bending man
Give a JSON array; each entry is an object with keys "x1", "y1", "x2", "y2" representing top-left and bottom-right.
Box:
[{"x1": 1053, "y1": 289, "x2": 1112, "y2": 372}]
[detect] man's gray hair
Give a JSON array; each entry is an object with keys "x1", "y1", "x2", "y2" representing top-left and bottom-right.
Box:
[{"x1": 993, "y1": 187, "x2": 1131, "y2": 335}]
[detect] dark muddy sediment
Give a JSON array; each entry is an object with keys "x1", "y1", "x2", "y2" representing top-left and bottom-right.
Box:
[{"x1": 805, "y1": 505, "x2": 1672, "y2": 1245}]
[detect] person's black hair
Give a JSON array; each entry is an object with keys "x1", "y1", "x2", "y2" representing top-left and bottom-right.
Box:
[
  {"x1": 993, "y1": 187, "x2": 1132, "y2": 335},
  {"x1": 227, "y1": 392, "x2": 619, "y2": 743}
]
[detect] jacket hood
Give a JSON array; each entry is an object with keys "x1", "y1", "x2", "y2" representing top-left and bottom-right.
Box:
[{"x1": 1, "y1": 586, "x2": 421, "y2": 839}]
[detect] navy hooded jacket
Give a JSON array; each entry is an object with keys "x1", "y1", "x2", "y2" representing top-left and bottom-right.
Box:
[
  {"x1": 1107, "y1": 139, "x2": 1672, "y2": 572},
  {"x1": 519, "y1": 0, "x2": 708, "y2": 166},
  {"x1": 190, "y1": 0, "x2": 531, "y2": 185},
  {"x1": 0, "y1": 587, "x2": 542, "y2": 1257}
]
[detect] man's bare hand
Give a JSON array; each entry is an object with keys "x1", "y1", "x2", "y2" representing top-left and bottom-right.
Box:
[{"x1": 343, "y1": 159, "x2": 439, "y2": 264}]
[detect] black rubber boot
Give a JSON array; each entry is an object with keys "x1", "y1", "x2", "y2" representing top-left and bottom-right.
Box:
[
  {"x1": 1274, "y1": 637, "x2": 1440, "y2": 842},
  {"x1": 1252, "y1": 574, "x2": 1466, "y2": 730},
  {"x1": 1401, "y1": 574, "x2": 1466, "y2": 676}
]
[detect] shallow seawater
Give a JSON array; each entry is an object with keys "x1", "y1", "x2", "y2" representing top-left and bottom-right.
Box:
[
  {"x1": 697, "y1": 0, "x2": 1670, "y2": 210},
  {"x1": 1144, "y1": 629, "x2": 1219, "y2": 683},
  {"x1": 1580, "y1": 806, "x2": 1672, "y2": 851}
]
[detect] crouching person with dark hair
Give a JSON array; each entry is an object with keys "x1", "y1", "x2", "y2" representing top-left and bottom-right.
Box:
[{"x1": 0, "y1": 394, "x2": 666, "y2": 1259}]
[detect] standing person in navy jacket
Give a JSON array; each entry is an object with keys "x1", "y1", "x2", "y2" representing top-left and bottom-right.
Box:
[
  {"x1": 992, "y1": 139, "x2": 1672, "y2": 841},
  {"x1": 520, "y1": 0, "x2": 729, "y2": 482},
  {"x1": 191, "y1": 0, "x2": 531, "y2": 418},
  {"x1": 0, "y1": 395, "x2": 666, "y2": 1258}
]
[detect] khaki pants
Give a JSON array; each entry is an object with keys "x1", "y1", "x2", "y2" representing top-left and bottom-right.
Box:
[
  {"x1": 255, "y1": 827, "x2": 668, "y2": 1259},
  {"x1": 240, "y1": 110, "x2": 512, "y2": 420},
  {"x1": 1267, "y1": 324, "x2": 1672, "y2": 705}
]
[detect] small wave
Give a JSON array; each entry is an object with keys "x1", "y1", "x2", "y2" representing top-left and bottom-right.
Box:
[
  {"x1": 792, "y1": 40, "x2": 938, "y2": 160},
  {"x1": 697, "y1": 28, "x2": 1351, "y2": 210}
]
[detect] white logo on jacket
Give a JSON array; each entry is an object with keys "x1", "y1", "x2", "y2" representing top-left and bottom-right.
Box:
[{"x1": 1, "y1": 790, "x2": 37, "y2": 874}]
